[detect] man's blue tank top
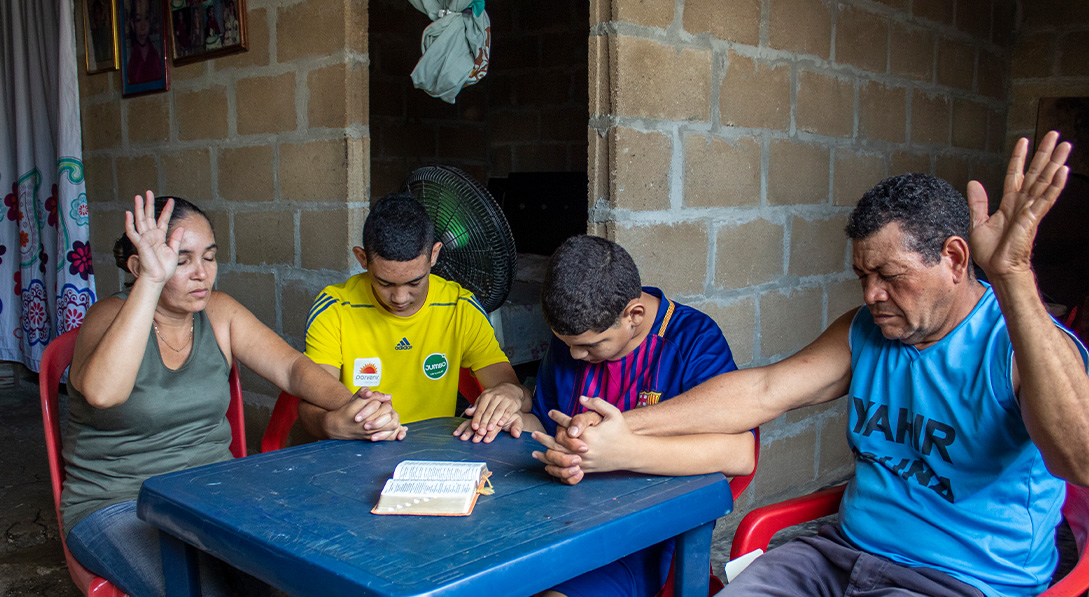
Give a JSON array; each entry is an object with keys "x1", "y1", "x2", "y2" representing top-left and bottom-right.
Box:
[{"x1": 841, "y1": 282, "x2": 1088, "y2": 597}]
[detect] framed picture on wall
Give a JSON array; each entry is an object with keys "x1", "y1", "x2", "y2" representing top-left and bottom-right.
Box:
[
  {"x1": 168, "y1": 0, "x2": 247, "y2": 66},
  {"x1": 82, "y1": 0, "x2": 120, "y2": 74},
  {"x1": 119, "y1": 0, "x2": 170, "y2": 96}
]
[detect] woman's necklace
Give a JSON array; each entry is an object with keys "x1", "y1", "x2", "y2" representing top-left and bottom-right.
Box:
[{"x1": 153, "y1": 320, "x2": 194, "y2": 353}]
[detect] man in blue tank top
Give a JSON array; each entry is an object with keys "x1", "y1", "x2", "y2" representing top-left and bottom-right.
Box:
[{"x1": 535, "y1": 131, "x2": 1089, "y2": 597}]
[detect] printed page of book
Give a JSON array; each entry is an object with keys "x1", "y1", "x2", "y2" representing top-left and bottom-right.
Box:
[{"x1": 372, "y1": 460, "x2": 490, "y2": 516}]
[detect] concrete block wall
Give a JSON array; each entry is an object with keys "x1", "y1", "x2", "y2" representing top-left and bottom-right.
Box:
[
  {"x1": 369, "y1": 0, "x2": 589, "y2": 195},
  {"x1": 1006, "y1": 1, "x2": 1089, "y2": 150},
  {"x1": 76, "y1": 0, "x2": 370, "y2": 441},
  {"x1": 590, "y1": 0, "x2": 1015, "y2": 517}
]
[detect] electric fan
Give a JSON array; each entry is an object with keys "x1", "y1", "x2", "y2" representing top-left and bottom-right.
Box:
[{"x1": 401, "y1": 165, "x2": 517, "y2": 313}]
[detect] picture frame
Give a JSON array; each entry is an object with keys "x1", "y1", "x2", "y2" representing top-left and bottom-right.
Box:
[
  {"x1": 82, "y1": 0, "x2": 120, "y2": 74},
  {"x1": 167, "y1": 0, "x2": 248, "y2": 66},
  {"x1": 119, "y1": 0, "x2": 170, "y2": 96}
]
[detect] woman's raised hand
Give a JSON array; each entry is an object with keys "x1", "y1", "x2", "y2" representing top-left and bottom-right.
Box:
[{"x1": 124, "y1": 191, "x2": 184, "y2": 286}]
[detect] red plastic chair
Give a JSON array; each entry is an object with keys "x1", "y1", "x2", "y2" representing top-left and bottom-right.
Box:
[
  {"x1": 39, "y1": 328, "x2": 248, "y2": 596},
  {"x1": 728, "y1": 481, "x2": 1089, "y2": 595},
  {"x1": 261, "y1": 368, "x2": 484, "y2": 452},
  {"x1": 657, "y1": 428, "x2": 761, "y2": 597}
]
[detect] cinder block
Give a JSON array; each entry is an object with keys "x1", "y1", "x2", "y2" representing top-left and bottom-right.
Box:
[
  {"x1": 170, "y1": 61, "x2": 207, "y2": 82},
  {"x1": 614, "y1": 221, "x2": 709, "y2": 296},
  {"x1": 890, "y1": 151, "x2": 931, "y2": 176},
  {"x1": 614, "y1": 36, "x2": 711, "y2": 121},
  {"x1": 161, "y1": 149, "x2": 212, "y2": 201},
  {"x1": 1059, "y1": 31, "x2": 1089, "y2": 76},
  {"x1": 90, "y1": 209, "x2": 123, "y2": 262},
  {"x1": 279, "y1": 138, "x2": 349, "y2": 202},
  {"x1": 757, "y1": 426, "x2": 818, "y2": 497},
  {"x1": 1010, "y1": 32, "x2": 1053, "y2": 79},
  {"x1": 826, "y1": 278, "x2": 862, "y2": 321},
  {"x1": 683, "y1": 0, "x2": 761, "y2": 46},
  {"x1": 976, "y1": 50, "x2": 1006, "y2": 100},
  {"x1": 720, "y1": 53, "x2": 791, "y2": 130},
  {"x1": 203, "y1": 209, "x2": 230, "y2": 256},
  {"x1": 126, "y1": 95, "x2": 169, "y2": 144},
  {"x1": 116, "y1": 155, "x2": 158, "y2": 199},
  {"x1": 913, "y1": 0, "x2": 955, "y2": 25},
  {"x1": 952, "y1": 99, "x2": 988, "y2": 150},
  {"x1": 684, "y1": 134, "x2": 761, "y2": 207},
  {"x1": 858, "y1": 81, "x2": 907, "y2": 143},
  {"x1": 835, "y1": 4, "x2": 888, "y2": 73},
  {"x1": 219, "y1": 145, "x2": 275, "y2": 203},
  {"x1": 615, "y1": 0, "x2": 673, "y2": 28},
  {"x1": 277, "y1": 0, "x2": 346, "y2": 62},
  {"x1": 796, "y1": 70, "x2": 854, "y2": 138},
  {"x1": 760, "y1": 285, "x2": 822, "y2": 358},
  {"x1": 237, "y1": 73, "x2": 297, "y2": 135},
  {"x1": 869, "y1": 0, "x2": 908, "y2": 10},
  {"x1": 589, "y1": 35, "x2": 614, "y2": 117},
  {"x1": 935, "y1": 154, "x2": 971, "y2": 194},
  {"x1": 769, "y1": 140, "x2": 829, "y2": 205},
  {"x1": 833, "y1": 148, "x2": 885, "y2": 207},
  {"x1": 689, "y1": 297, "x2": 757, "y2": 367},
  {"x1": 78, "y1": 65, "x2": 110, "y2": 97},
  {"x1": 769, "y1": 0, "x2": 832, "y2": 59},
  {"x1": 216, "y1": 270, "x2": 277, "y2": 330},
  {"x1": 281, "y1": 277, "x2": 322, "y2": 342},
  {"x1": 955, "y1": 0, "x2": 992, "y2": 40},
  {"x1": 93, "y1": 255, "x2": 120, "y2": 296},
  {"x1": 235, "y1": 210, "x2": 294, "y2": 266},
  {"x1": 992, "y1": 0, "x2": 1016, "y2": 48},
  {"x1": 301, "y1": 208, "x2": 353, "y2": 271},
  {"x1": 789, "y1": 215, "x2": 848, "y2": 277},
  {"x1": 379, "y1": 120, "x2": 438, "y2": 156},
  {"x1": 589, "y1": 127, "x2": 609, "y2": 203},
  {"x1": 890, "y1": 23, "x2": 934, "y2": 81},
  {"x1": 936, "y1": 38, "x2": 975, "y2": 91},
  {"x1": 1021, "y1": 0, "x2": 1089, "y2": 30},
  {"x1": 715, "y1": 218, "x2": 784, "y2": 289},
  {"x1": 82, "y1": 102, "x2": 122, "y2": 151},
  {"x1": 610, "y1": 127, "x2": 671, "y2": 211},
  {"x1": 817, "y1": 405, "x2": 854, "y2": 477},
  {"x1": 83, "y1": 154, "x2": 115, "y2": 203},
  {"x1": 987, "y1": 108, "x2": 1007, "y2": 153},
  {"x1": 214, "y1": 7, "x2": 269, "y2": 70},
  {"x1": 911, "y1": 90, "x2": 951, "y2": 146},
  {"x1": 176, "y1": 86, "x2": 229, "y2": 141},
  {"x1": 308, "y1": 62, "x2": 367, "y2": 129}
]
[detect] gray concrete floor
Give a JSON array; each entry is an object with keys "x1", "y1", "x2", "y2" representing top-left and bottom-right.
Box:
[
  {"x1": 0, "y1": 363, "x2": 1079, "y2": 596},
  {"x1": 0, "y1": 369, "x2": 81, "y2": 596}
]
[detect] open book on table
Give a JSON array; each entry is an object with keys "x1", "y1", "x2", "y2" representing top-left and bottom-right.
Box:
[{"x1": 371, "y1": 460, "x2": 493, "y2": 516}]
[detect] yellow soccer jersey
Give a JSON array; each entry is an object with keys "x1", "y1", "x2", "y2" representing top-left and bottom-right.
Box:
[{"x1": 305, "y1": 273, "x2": 509, "y2": 424}]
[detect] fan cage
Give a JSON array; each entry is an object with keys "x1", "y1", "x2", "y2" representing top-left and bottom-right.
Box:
[{"x1": 402, "y1": 166, "x2": 517, "y2": 313}]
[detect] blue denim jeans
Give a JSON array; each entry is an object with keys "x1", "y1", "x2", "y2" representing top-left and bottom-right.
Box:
[{"x1": 67, "y1": 500, "x2": 270, "y2": 597}]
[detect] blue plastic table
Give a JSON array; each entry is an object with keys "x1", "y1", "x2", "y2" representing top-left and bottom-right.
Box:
[{"x1": 137, "y1": 417, "x2": 732, "y2": 596}]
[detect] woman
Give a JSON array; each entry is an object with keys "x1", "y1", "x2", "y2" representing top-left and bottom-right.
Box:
[{"x1": 61, "y1": 192, "x2": 404, "y2": 596}]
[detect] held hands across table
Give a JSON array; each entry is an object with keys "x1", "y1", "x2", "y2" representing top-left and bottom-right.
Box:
[
  {"x1": 454, "y1": 382, "x2": 527, "y2": 443},
  {"x1": 326, "y1": 387, "x2": 406, "y2": 441},
  {"x1": 530, "y1": 397, "x2": 627, "y2": 486}
]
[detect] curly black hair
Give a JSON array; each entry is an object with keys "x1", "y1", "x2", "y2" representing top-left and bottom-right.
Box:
[
  {"x1": 845, "y1": 173, "x2": 970, "y2": 265},
  {"x1": 362, "y1": 193, "x2": 435, "y2": 261},
  {"x1": 541, "y1": 235, "x2": 642, "y2": 336}
]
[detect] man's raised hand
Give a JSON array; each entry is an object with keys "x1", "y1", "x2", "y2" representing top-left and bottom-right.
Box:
[{"x1": 966, "y1": 131, "x2": 1071, "y2": 281}]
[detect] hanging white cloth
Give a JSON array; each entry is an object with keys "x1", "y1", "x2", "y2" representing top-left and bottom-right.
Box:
[
  {"x1": 408, "y1": 0, "x2": 490, "y2": 104},
  {"x1": 0, "y1": 0, "x2": 96, "y2": 371}
]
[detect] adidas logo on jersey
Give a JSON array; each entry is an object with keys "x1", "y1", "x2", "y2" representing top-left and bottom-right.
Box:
[{"x1": 395, "y1": 337, "x2": 412, "y2": 350}]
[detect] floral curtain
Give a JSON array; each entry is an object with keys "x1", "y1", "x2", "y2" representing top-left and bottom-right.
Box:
[{"x1": 0, "y1": 0, "x2": 96, "y2": 371}]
